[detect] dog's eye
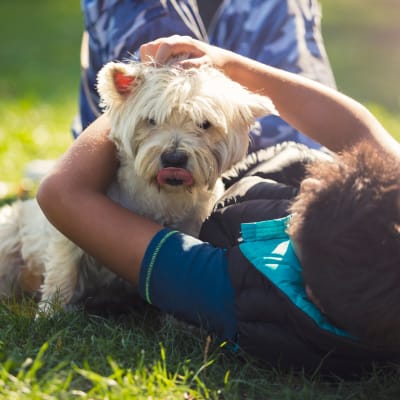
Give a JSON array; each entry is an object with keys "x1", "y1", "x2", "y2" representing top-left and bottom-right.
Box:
[
  {"x1": 198, "y1": 120, "x2": 211, "y2": 130},
  {"x1": 148, "y1": 118, "x2": 156, "y2": 126}
]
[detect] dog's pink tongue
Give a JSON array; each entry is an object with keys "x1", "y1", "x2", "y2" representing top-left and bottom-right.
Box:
[{"x1": 157, "y1": 167, "x2": 193, "y2": 186}]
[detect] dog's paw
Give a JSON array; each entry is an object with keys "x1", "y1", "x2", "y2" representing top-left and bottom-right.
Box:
[{"x1": 35, "y1": 296, "x2": 64, "y2": 319}]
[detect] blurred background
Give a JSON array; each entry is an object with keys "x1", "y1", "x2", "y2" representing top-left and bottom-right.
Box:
[
  {"x1": 0, "y1": 0, "x2": 399, "y2": 198},
  {"x1": 321, "y1": 0, "x2": 400, "y2": 113}
]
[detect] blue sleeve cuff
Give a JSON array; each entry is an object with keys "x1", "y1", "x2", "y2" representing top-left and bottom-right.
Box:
[{"x1": 139, "y1": 228, "x2": 237, "y2": 340}]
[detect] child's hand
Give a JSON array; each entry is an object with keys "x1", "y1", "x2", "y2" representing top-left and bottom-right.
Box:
[{"x1": 139, "y1": 35, "x2": 226, "y2": 69}]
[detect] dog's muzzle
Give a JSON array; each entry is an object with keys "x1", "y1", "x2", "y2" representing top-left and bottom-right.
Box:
[{"x1": 157, "y1": 150, "x2": 194, "y2": 186}]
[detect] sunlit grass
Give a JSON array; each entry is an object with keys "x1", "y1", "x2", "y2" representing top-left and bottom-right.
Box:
[
  {"x1": 1, "y1": 300, "x2": 399, "y2": 400},
  {"x1": 0, "y1": 0, "x2": 80, "y2": 188},
  {"x1": 0, "y1": 98, "x2": 73, "y2": 184}
]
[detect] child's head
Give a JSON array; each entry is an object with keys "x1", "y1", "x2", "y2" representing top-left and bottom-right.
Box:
[{"x1": 288, "y1": 141, "x2": 400, "y2": 346}]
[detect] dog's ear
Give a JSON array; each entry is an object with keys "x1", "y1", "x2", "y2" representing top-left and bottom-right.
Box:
[
  {"x1": 247, "y1": 94, "x2": 277, "y2": 120},
  {"x1": 97, "y1": 62, "x2": 143, "y2": 109},
  {"x1": 113, "y1": 70, "x2": 136, "y2": 95}
]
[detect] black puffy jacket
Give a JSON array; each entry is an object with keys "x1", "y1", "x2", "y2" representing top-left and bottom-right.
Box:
[{"x1": 200, "y1": 142, "x2": 400, "y2": 377}]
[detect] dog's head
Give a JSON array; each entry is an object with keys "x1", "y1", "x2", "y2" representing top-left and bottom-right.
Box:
[{"x1": 97, "y1": 61, "x2": 276, "y2": 190}]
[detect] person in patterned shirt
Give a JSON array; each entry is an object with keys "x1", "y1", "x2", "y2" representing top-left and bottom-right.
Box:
[{"x1": 74, "y1": 0, "x2": 336, "y2": 151}]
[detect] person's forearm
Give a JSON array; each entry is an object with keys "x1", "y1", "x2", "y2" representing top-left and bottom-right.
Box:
[
  {"x1": 140, "y1": 36, "x2": 399, "y2": 157},
  {"x1": 36, "y1": 114, "x2": 162, "y2": 285},
  {"x1": 221, "y1": 50, "x2": 400, "y2": 156}
]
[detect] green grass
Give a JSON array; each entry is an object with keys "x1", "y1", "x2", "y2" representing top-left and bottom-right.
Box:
[
  {"x1": 1, "y1": 301, "x2": 399, "y2": 399},
  {"x1": 0, "y1": 1, "x2": 80, "y2": 186},
  {"x1": 1, "y1": 1, "x2": 400, "y2": 398}
]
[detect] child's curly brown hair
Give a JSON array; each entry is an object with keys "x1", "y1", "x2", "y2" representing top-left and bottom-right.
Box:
[{"x1": 288, "y1": 141, "x2": 400, "y2": 346}]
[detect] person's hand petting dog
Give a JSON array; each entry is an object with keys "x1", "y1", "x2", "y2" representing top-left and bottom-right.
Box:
[
  {"x1": 140, "y1": 35, "x2": 400, "y2": 159},
  {"x1": 140, "y1": 35, "x2": 221, "y2": 68}
]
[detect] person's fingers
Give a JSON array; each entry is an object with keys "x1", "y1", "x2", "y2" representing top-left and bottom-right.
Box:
[
  {"x1": 140, "y1": 35, "x2": 206, "y2": 64},
  {"x1": 139, "y1": 42, "x2": 161, "y2": 63},
  {"x1": 154, "y1": 43, "x2": 177, "y2": 64},
  {"x1": 176, "y1": 56, "x2": 211, "y2": 69}
]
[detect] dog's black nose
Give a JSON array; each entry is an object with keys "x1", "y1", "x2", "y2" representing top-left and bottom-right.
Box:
[{"x1": 161, "y1": 150, "x2": 188, "y2": 168}]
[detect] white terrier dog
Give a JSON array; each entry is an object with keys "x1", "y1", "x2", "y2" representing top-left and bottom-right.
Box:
[{"x1": 0, "y1": 61, "x2": 275, "y2": 312}]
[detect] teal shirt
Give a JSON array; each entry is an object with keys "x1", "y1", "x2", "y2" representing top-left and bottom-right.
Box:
[{"x1": 239, "y1": 216, "x2": 352, "y2": 338}]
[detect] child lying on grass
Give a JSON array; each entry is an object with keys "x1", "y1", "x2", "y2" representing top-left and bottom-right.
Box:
[{"x1": 37, "y1": 35, "x2": 400, "y2": 376}]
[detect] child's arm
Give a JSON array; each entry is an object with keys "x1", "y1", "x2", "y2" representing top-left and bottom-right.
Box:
[
  {"x1": 37, "y1": 114, "x2": 237, "y2": 338},
  {"x1": 36, "y1": 114, "x2": 162, "y2": 286},
  {"x1": 141, "y1": 35, "x2": 400, "y2": 157}
]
